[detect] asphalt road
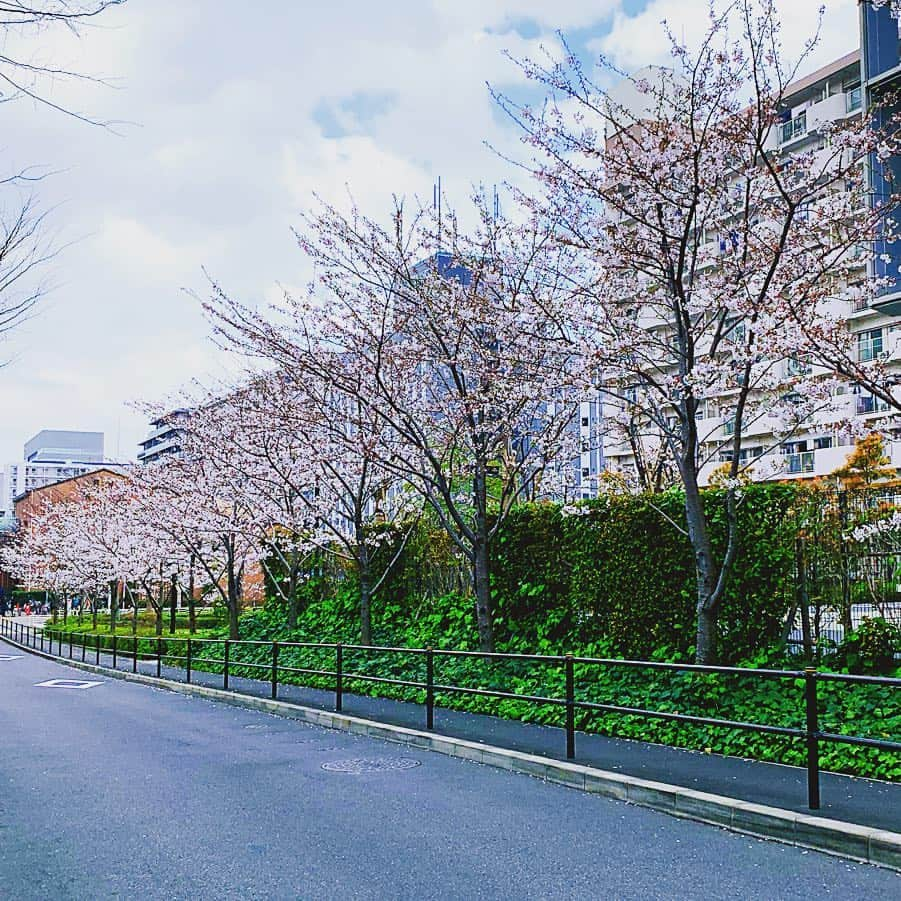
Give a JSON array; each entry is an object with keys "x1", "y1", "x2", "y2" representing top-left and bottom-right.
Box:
[{"x1": 0, "y1": 650, "x2": 897, "y2": 900}]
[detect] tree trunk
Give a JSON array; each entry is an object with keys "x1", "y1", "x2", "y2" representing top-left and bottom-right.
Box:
[
  {"x1": 796, "y1": 539, "x2": 813, "y2": 661},
  {"x1": 62, "y1": 593, "x2": 68, "y2": 624},
  {"x1": 109, "y1": 581, "x2": 118, "y2": 633},
  {"x1": 472, "y1": 537, "x2": 494, "y2": 653},
  {"x1": 226, "y1": 546, "x2": 240, "y2": 640},
  {"x1": 227, "y1": 590, "x2": 240, "y2": 640},
  {"x1": 838, "y1": 492, "x2": 853, "y2": 634},
  {"x1": 123, "y1": 584, "x2": 138, "y2": 635},
  {"x1": 91, "y1": 596, "x2": 97, "y2": 630},
  {"x1": 684, "y1": 478, "x2": 719, "y2": 664},
  {"x1": 471, "y1": 460, "x2": 494, "y2": 653},
  {"x1": 285, "y1": 556, "x2": 299, "y2": 630},
  {"x1": 188, "y1": 555, "x2": 196, "y2": 634},
  {"x1": 359, "y1": 563, "x2": 372, "y2": 646},
  {"x1": 155, "y1": 582, "x2": 163, "y2": 636},
  {"x1": 169, "y1": 573, "x2": 177, "y2": 634}
]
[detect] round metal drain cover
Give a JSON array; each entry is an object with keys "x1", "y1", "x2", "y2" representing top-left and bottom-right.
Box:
[{"x1": 321, "y1": 757, "x2": 422, "y2": 774}]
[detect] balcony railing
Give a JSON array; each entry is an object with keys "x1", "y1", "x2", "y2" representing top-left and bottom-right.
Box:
[{"x1": 779, "y1": 111, "x2": 807, "y2": 144}]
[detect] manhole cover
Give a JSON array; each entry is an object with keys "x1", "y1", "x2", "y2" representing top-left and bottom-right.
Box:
[
  {"x1": 321, "y1": 757, "x2": 422, "y2": 774},
  {"x1": 34, "y1": 679, "x2": 103, "y2": 690}
]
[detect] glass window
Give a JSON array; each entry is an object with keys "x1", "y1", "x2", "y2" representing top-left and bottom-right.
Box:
[
  {"x1": 864, "y1": 5, "x2": 901, "y2": 81},
  {"x1": 857, "y1": 328, "x2": 884, "y2": 362},
  {"x1": 779, "y1": 111, "x2": 806, "y2": 144}
]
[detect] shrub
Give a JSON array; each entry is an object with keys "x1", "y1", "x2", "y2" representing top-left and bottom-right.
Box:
[{"x1": 839, "y1": 617, "x2": 901, "y2": 675}]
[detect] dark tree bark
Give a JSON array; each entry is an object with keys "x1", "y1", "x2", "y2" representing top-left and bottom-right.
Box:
[{"x1": 187, "y1": 555, "x2": 196, "y2": 634}]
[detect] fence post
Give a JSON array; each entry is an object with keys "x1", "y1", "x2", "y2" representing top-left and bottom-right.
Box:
[
  {"x1": 335, "y1": 643, "x2": 343, "y2": 712},
  {"x1": 112, "y1": 634, "x2": 117, "y2": 669},
  {"x1": 95, "y1": 633, "x2": 100, "y2": 666},
  {"x1": 426, "y1": 647, "x2": 434, "y2": 731},
  {"x1": 69, "y1": 632, "x2": 73, "y2": 660},
  {"x1": 223, "y1": 639, "x2": 230, "y2": 691},
  {"x1": 40, "y1": 629, "x2": 44, "y2": 653},
  {"x1": 804, "y1": 668, "x2": 820, "y2": 810},
  {"x1": 157, "y1": 636, "x2": 162, "y2": 678},
  {"x1": 81, "y1": 633, "x2": 86, "y2": 662},
  {"x1": 271, "y1": 641, "x2": 279, "y2": 700},
  {"x1": 186, "y1": 638, "x2": 192, "y2": 684},
  {"x1": 132, "y1": 636, "x2": 138, "y2": 673},
  {"x1": 565, "y1": 654, "x2": 576, "y2": 760}
]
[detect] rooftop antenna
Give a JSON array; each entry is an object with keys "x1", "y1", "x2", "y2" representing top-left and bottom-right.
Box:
[{"x1": 433, "y1": 176, "x2": 442, "y2": 253}]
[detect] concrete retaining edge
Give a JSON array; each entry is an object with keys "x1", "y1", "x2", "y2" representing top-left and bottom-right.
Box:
[{"x1": 4, "y1": 633, "x2": 900, "y2": 872}]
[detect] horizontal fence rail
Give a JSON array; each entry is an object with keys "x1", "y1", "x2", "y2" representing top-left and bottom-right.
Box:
[{"x1": 3, "y1": 618, "x2": 899, "y2": 811}]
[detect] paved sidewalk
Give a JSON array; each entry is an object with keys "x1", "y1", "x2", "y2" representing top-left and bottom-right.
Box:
[{"x1": 6, "y1": 629, "x2": 900, "y2": 835}]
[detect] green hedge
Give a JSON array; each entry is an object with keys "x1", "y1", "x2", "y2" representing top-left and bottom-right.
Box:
[{"x1": 354, "y1": 484, "x2": 800, "y2": 662}]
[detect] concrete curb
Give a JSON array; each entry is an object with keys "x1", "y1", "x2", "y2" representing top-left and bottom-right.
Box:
[{"x1": 5, "y1": 634, "x2": 900, "y2": 871}]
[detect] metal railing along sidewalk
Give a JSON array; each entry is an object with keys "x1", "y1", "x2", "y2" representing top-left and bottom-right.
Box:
[{"x1": 4, "y1": 618, "x2": 899, "y2": 813}]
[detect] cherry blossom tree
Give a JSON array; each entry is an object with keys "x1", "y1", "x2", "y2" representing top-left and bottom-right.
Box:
[
  {"x1": 2, "y1": 492, "x2": 111, "y2": 623},
  {"x1": 209, "y1": 373, "x2": 419, "y2": 644},
  {"x1": 133, "y1": 403, "x2": 262, "y2": 641},
  {"x1": 207, "y1": 197, "x2": 586, "y2": 652},
  {"x1": 501, "y1": 0, "x2": 901, "y2": 661}
]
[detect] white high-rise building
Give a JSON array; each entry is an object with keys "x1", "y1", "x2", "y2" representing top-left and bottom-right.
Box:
[
  {"x1": 1, "y1": 430, "x2": 117, "y2": 523},
  {"x1": 600, "y1": 49, "x2": 901, "y2": 487}
]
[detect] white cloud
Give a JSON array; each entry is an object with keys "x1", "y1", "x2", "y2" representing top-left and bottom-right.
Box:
[
  {"x1": 432, "y1": 0, "x2": 619, "y2": 30},
  {"x1": 0, "y1": 0, "x2": 872, "y2": 464},
  {"x1": 594, "y1": 0, "x2": 859, "y2": 77}
]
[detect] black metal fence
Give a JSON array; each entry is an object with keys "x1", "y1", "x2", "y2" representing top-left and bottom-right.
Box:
[{"x1": 3, "y1": 617, "x2": 899, "y2": 812}]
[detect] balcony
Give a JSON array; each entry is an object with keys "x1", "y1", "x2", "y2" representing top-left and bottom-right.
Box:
[
  {"x1": 697, "y1": 440, "x2": 894, "y2": 485},
  {"x1": 778, "y1": 111, "x2": 807, "y2": 146},
  {"x1": 786, "y1": 451, "x2": 815, "y2": 474}
]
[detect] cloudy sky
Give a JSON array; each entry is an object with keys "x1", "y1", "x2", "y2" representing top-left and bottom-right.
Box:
[{"x1": 0, "y1": 0, "x2": 861, "y2": 463}]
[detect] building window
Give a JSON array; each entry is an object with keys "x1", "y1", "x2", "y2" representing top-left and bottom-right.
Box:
[
  {"x1": 785, "y1": 356, "x2": 812, "y2": 377},
  {"x1": 787, "y1": 451, "x2": 815, "y2": 474},
  {"x1": 814, "y1": 437, "x2": 833, "y2": 450},
  {"x1": 855, "y1": 391, "x2": 891, "y2": 415},
  {"x1": 846, "y1": 85, "x2": 862, "y2": 113},
  {"x1": 779, "y1": 111, "x2": 806, "y2": 144},
  {"x1": 857, "y1": 328, "x2": 884, "y2": 362}
]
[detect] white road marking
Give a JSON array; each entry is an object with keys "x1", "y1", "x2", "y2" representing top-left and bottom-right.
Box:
[{"x1": 34, "y1": 679, "x2": 103, "y2": 689}]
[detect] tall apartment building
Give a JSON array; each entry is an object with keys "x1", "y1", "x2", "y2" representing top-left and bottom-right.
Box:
[
  {"x1": 600, "y1": 41, "x2": 901, "y2": 486},
  {"x1": 1, "y1": 430, "x2": 117, "y2": 523},
  {"x1": 137, "y1": 410, "x2": 189, "y2": 464}
]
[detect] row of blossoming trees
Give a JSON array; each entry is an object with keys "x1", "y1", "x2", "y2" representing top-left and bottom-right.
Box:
[{"x1": 5, "y1": 1, "x2": 901, "y2": 662}]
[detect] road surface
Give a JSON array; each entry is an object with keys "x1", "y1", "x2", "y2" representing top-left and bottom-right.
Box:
[{"x1": 0, "y1": 647, "x2": 896, "y2": 900}]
